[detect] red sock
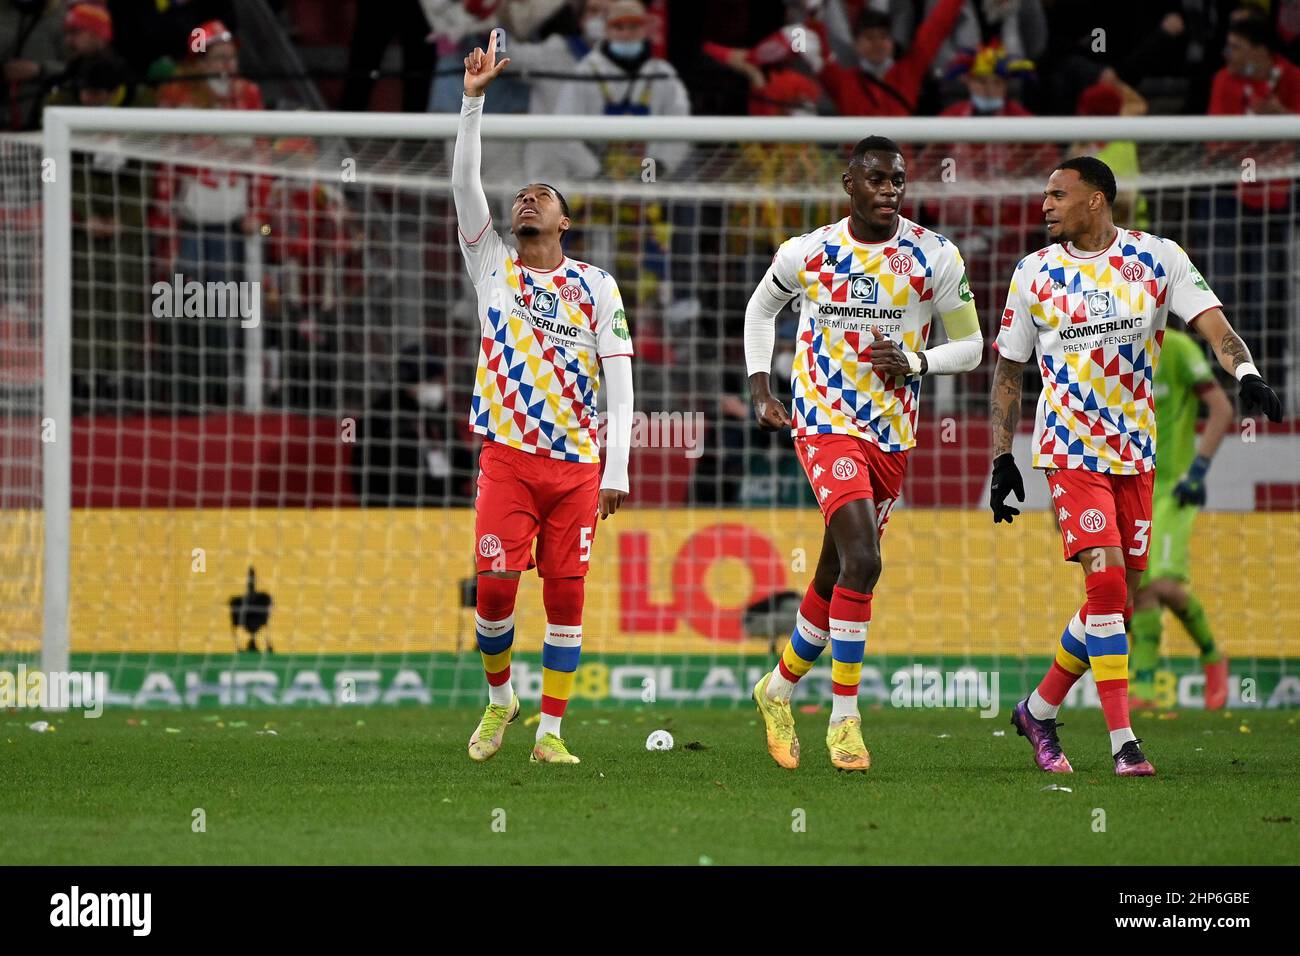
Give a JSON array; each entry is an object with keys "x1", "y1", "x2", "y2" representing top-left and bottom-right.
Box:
[
  {"x1": 476, "y1": 574, "x2": 518, "y2": 622},
  {"x1": 1097, "y1": 678, "x2": 1131, "y2": 732},
  {"x1": 1037, "y1": 661, "x2": 1082, "y2": 707},
  {"x1": 542, "y1": 576, "x2": 584, "y2": 625},
  {"x1": 476, "y1": 575, "x2": 519, "y2": 688},
  {"x1": 777, "y1": 584, "x2": 832, "y2": 683},
  {"x1": 829, "y1": 585, "x2": 871, "y2": 697},
  {"x1": 800, "y1": 583, "x2": 831, "y2": 631},
  {"x1": 1085, "y1": 566, "x2": 1130, "y2": 732}
]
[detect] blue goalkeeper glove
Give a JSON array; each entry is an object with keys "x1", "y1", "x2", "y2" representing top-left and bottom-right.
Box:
[{"x1": 1173, "y1": 454, "x2": 1211, "y2": 508}]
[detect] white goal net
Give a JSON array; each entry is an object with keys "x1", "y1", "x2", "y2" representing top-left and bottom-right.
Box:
[{"x1": 4, "y1": 109, "x2": 1299, "y2": 711}]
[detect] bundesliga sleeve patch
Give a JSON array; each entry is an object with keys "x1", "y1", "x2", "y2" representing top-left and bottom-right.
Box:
[{"x1": 612, "y1": 309, "x2": 630, "y2": 341}]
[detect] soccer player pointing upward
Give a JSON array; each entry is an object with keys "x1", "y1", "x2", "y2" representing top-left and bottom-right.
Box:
[
  {"x1": 745, "y1": 137, "x2": 983, "y2": 771},
  {"x1": 455, "y1": 33, "x2": 635, "y2": 764},
  {"x1": 990, "y1": 157, "x2": 1281, "y2": 777}
]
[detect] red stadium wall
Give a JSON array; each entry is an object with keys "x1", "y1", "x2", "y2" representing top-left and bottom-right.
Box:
[{"x1": 19, "y1": 414, "x2": 1295, "y2": 510}]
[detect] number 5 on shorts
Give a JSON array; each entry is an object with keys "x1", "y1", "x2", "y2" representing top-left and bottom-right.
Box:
[
  {"x1": 580, "y1": 526, "x2": 593, "y2": 563},
  {"x1": 1129, "y1": 519, "x2": 1151, "y2": 557}
]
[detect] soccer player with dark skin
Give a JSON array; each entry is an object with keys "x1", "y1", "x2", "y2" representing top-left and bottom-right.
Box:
[
  {"x1": 747, "y1": 141, "x2": 982, "y2": 770},
  {"x1": 751, "y1": 153, "x2": 916, "y2": 639},
  {"x1": 456, "y1": 33, "x2": 635, "y2": 764},
  {"x1": 989, "y1": 158, "x2": 1281, "y2": 776}
]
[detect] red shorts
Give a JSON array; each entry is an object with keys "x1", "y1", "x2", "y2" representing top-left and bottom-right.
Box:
[
  {"x1": 793, "y1": 433, "x2": 908, "y2": 533},
  {"x1": 1045, "y1": 468, "x2": 1154, "y2": 570},
  {"x1": 474, "y1": 440, "x2": 601, "y2": 578}
]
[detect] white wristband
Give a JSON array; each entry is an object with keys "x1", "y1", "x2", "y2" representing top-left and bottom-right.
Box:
[
  {"x1": 905, "y1": 351, "x2": 923, "y2": 376},
  {"x1": 1234, "y1": 362, "x2": 1260, "y2": 381}
]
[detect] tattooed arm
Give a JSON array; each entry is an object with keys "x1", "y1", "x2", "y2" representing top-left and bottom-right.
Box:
[
  {"x1": 990, "y1": 354, "x2": 1029, "y2": 457},
  {"x1": 1187, "y1": 308, "x2": 1284, "y2": 421},
  {"x1": 1188, "y1": 308, "x2": 1254, "y2": 377}
]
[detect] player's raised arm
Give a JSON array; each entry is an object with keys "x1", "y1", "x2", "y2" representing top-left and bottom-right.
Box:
[
  {"x1": 744, "y1": 242, "x2": 800, "y2": 430},
  {"x1": 1185, "y1": 308, "x2": 1283, "y2": 422},
  {"x1": 453, "y1": 32, "x2": 511, "y2": 243}
]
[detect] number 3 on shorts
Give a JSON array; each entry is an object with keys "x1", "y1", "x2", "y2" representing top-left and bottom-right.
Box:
[
  {"x1": 1129, "y1": 519, "x2": 1151, "y2": 557},
  {"x1": 580, "y1": 526, "x2": 593, "y2": 563}
]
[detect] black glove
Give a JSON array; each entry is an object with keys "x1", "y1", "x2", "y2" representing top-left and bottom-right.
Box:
[
  {"x1": 1239, "y1": 374, "x2": 1282, "y2": 422},
  {"x1": 1173, "y1": 454, "x2": 1210, "y2": 508},
  {"x1": 990, "y1": 453, "x2": 1025, "y2": 524}
]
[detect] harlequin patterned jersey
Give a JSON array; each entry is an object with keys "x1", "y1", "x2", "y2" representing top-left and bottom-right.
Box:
[
  {"x1": 458, "y1": 221, "x2": 633, "y2": 463},
  {"x1": 765, "y1": 215, "x2": 974, "y2": 451},
  {"x1": 994, "y1": 229, "x2": 1221, "y2": 475}
]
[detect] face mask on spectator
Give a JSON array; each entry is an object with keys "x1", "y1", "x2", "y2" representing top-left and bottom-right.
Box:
[
  {"x1": 583, "y1": 17, "x2": 606, "y2": 44},
  {"x1": 859, "y1": 56, "x2": 891, "y2": 77},
  {"x1": 417, "y1": 383, "x2": 446, "y2": 409},
  {"x1": 970, "y1": 93, "x2": 1004, "y2": 113},
  {"x1": 608, "y1": 39, "x2": 647, "y2": 59}
]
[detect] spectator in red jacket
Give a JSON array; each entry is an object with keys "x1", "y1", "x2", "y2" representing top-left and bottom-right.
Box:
[
  {"x1": 1208, "y1": 13, "x2": 1300, "y2": 213},
  {"x1": 818, "y1": 0, "x2": 965, "y2": 116},
  {"x1": 1209, "y1": 12, "x2": 1300, "y2": 117}
]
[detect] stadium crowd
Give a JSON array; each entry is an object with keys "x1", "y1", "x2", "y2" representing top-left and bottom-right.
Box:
[{"x1": 1, "y1": 0, "x2": 1296, "y2": 506}]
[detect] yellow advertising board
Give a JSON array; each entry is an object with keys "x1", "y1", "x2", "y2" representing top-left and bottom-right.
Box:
[{"x1": 2, "y1": 508, "x2": 1297, "y2": 658}]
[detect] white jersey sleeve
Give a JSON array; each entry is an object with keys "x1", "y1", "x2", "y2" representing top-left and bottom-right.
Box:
[
  {"x1": 453, "y1": 94, "x2": 510, "y2": 289},
  {"x1": 743, "y1": 234, "x2": 804, "y2": 378},
  {"x1": 930, "y1": 242, "x2": 972, "y2": 318},
  {"x1": 594, "y1": 271, "x2": 634, "y2": 359},
  {"x1": 1165, "y1": 241, "x2": 1223, "y2": 324},
  {"x1": 993, "y1": 257, "x2": 1039, "y2": 363}
]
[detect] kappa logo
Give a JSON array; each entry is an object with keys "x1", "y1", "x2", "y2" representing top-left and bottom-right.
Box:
[
  {"x1": 818, "y1": 486, "x2": 831, "y2": 502},
  {"x1": 532, "y1": 290, "x2": 558, "y2": 317},
  {"x1": 1085, "y1": 290, "x2": 1114, "y2": 319},
  {"x1": 559, "y1": 284, "x2": 582, "y2": 302},
  {"x1": 849, "y1": 275, "x2": 879, "y2": 303},
  {"x1": 832, "y1": 456, "x2": 858, "y2": 481},
  {"x1": 1058, "y1": 506, "x2": 1070, "y2": 521},
  {"x1": 1052, "y1": 484, "x2": 1067, "y2": 499},
  {"x1": 1120, "y1": 260, "x2": 1146, "y2": 282},
  {"x1": 478, "y1": 534, "x2": 503, "y2": 557},
  {"x1": 1065, "y1": 530, "x2": 1077, "y2": 547},
  {"x1": 1080, "y1": 509, "x2": 1107, "y2": 533},
  {"x1": 889, "y1": 253, "x2": 914, "y2": 275},
  {"x1": 811, "y1": 464, "x2": 825, "y2": 480},
  {"x1": 805, "y1": 444, "x2": 819, "y2": 459}
]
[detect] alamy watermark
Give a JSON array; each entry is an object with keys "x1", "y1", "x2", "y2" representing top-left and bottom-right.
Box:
[
  {"x1": 596, "y1": 408, "x2": 705, "y2": 459},
  {"x1": 0, "y1": 665, "x2": 108, "y2": 717},
  {"x1": 151, "y1": 273, "x2": 260, "y2": 328},
  {"x1": 889, "y1": 664, "x2": 1000, "y2": 718}
]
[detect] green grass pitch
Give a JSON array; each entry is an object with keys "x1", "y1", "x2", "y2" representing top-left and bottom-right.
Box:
[{"x1": 4, "y1": 706, "x2": 1297, "y2": 865}]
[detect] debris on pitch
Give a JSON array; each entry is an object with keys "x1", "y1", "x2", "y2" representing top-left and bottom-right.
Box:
[
  {"x1": 1040, "y1": 784, "x2": 1073, "y2": 793},
  {"x1": 26, "y1": 720, "x2": 51, "y2": 733}
]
